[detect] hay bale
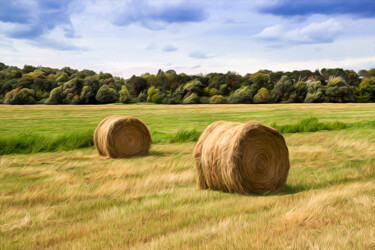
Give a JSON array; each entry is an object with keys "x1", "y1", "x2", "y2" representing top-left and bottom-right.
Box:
[
  {"x1": 194, "y1": 121, "x2": 290, "y2": 194},
  {"x1": 94, "y1": 115, "x2": 151, "y2": 158}
]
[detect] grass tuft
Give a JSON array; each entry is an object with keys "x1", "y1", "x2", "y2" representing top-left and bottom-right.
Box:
[
  {"x1": 348, "y1": 119, "x2": 375, "y2": 129},
  {"x1": 169, "y1": 129, "x2": 201, "y2": 143},
  {"x1": 271, "y1": 117, "x2": 347, "y2": 133},
  {"x1": 0, "y1": 130, "x2": 94, "y2": 155},
  {"x1": 271, "y1": 117, "x2": 375, "y2": 134},
  {"x1": 152, "y1": 129, "x2": 201, "y2": 144}
]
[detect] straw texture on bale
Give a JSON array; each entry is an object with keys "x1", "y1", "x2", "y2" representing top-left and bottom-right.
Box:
[
  {"x1": 94, "y1": 115, "x2": 151, "y2": 158},
  {"x1": 194, "y1": 121, "x2": 290, "y2": 194}
]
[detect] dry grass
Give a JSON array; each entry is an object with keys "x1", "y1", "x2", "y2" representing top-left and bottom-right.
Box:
[{"x1": 1, "y1": 104, "x2": 375, "y2": 249}]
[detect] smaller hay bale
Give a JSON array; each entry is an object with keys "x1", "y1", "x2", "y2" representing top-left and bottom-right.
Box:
[
  {"x1": 94, "y1": 115, "x2": 151, "y2": 158},
  {"x1": 194, "y1": 121, "x2": 290, "y2": 194}
]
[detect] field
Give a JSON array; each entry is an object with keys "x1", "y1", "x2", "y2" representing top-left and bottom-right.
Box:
[{"x1": 1, "y1": 104, "x2": 375, "y2": 249}]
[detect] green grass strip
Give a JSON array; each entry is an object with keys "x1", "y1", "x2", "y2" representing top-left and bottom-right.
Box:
[
  {"x1": 1, "y1": 118, "x2": 374, "y2": 155},
  {"x1": 152, "y1": 129, "x2": 201, "y2": 144},
  {"x1": 270, "y1": 117, "x2": 347, "y2": 133},
  {"x1": 0, "y1": 130, "x2": 94, "y2": 155},
  {"x1": 271, "y1": 117, "x2": 375, "y2": 133}
]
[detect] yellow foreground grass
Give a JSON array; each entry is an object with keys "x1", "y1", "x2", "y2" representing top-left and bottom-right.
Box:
[{"x1": 1, "y1": 126, "x2": 375, "y2": 249}]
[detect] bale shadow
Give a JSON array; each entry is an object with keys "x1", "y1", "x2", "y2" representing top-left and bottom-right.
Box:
[
  {"x1": 269, "y1": 183, "x2": 326, "y2": 196},
  {"x1": 259, "y1": 176, "x2": 365, "y2": 197}
]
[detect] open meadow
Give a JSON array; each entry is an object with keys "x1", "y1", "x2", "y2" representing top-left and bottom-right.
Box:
[{"x1": 1, "y1": 103, "x2": 375, "y2": 249}]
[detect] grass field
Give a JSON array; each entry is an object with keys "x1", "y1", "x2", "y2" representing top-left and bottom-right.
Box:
[{"x1": 1, "y1": 104, "x2": 375, "y2": 249}]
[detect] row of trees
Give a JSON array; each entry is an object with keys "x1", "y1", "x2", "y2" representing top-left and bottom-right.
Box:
[{"x1": 0, "y1": 62, "x2": 374, "y2": 105}]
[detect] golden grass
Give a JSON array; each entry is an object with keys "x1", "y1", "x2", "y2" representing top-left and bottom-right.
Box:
[
  {"x1": 1, "y1": 129, "x2": 375, "y2": 249},
  {"x1": 1, "y1": 104, "x2": 375, "y2": 249}
]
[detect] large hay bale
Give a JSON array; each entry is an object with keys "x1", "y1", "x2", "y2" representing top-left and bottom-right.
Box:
[
  {"x1": 194, "y1": 121, "x2": 290, "y2": 194},
  {"x1": 94, "y1": 115, "x2": 151, "y2": 158}
]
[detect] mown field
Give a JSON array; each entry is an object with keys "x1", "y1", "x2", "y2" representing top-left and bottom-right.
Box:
[{"x1": 1, "y1": 104, "x2": 375, "y2": 249}]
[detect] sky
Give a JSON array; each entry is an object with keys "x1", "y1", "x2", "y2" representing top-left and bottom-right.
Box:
[{"x1": 1, "y1": 0, "x2": 375, "y2": 77}]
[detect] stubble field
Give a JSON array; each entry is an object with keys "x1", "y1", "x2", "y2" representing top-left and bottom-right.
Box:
[{"x1": 1, "y1": 104, "x2": 375, "y2": 249}]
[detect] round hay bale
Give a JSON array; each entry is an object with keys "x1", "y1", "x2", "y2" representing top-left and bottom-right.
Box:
[
  {"x1": 94, "y1": 115, "x2": 151, "y2": 158},
  {"x1": 194, "y1": 121, "x2": 290, "y2": 194}
]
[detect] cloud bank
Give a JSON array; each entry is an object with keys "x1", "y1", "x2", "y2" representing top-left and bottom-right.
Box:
[
  {"x1": 112, "y1": 0, "x2": 208, "y2": 30},
  {"x1": 259, "y1": 0, "x2": 375, "y2": 18}
]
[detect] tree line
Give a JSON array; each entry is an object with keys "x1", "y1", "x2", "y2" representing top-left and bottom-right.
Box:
[{"x1": 0, "y1": 62, "x2": 374, "y2": 105}]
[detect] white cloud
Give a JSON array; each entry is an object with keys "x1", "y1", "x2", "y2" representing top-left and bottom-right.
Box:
[
  {"x1": 256, "y1": 19, "x2": 343, "y2": 44},
  {"x1": 162, "y1": 44, "x2": 178, "y2": 52},
  {"x1": 191, "y1": 64, "x2": 201, "y2": 69},
  {"x1": 286, "y1": 19, "x2": 343, "y2": 43},
  {"x1": 255, "y1": 24, "x2": 283, "y2": 40},
  {"x1": 189, "y1": 51, "x2": 216, "y2": 59},
  {"x1": 145, "y1": 42, "x2": 156, "y2": 50}
]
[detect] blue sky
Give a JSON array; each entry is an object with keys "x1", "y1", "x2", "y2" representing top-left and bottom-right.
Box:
[{"x1": 1, "y1": 0, "x2": 374, "y2": 77}]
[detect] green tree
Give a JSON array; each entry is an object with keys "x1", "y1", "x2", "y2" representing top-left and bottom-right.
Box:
[
  {"x1": 4, "y1": 88, "x2": 36, "y2": 104},
  {"x1": 325, "y1": 77, "x2": 354, "y2": 102},
  {"x1": 147, "y1": 86, "x2": 163, "y2": 104},
  {"x1": 119, "y1": 85, "x2": 131, "y2": 103},
  {"x1": 288, "y1": 81, "x2": 308, "y2": 103},
  {"x1": 270, "y1": 75, "x2": 293, "y2": 103},
  {"x1": 183, "y1": 79, "x2": 204, "y2": 95},
  {"x1": 253, "y1": 87, "x2": 269, "y2": 104},
  {"x1": 355, "y1": 77, "x2": 375, "y2": 102},
  {"x1": 227, "y1": 86, "x2": 251, "y2": 104},
  {"x1": 209, "y1": 95, "x2": 226, "y2": 104},
  {"x1": 304, "y1": 81, "x2": 324, "y2": 103},
  {"x1": 46, "y1": 86, "x2": 64, "y2": 104},
  {"x1": 95, "y1": 85, "x2": 119, "y2": 103},
  {"x1": 183, "y1": 93, "x2": 200, "y2": 104},
  {"x1": 127, "y1": 75, "x2": 148, "y2": 97},
  {"x1": 248, "y1": 72, "x2": 270, "y2": 100}
]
